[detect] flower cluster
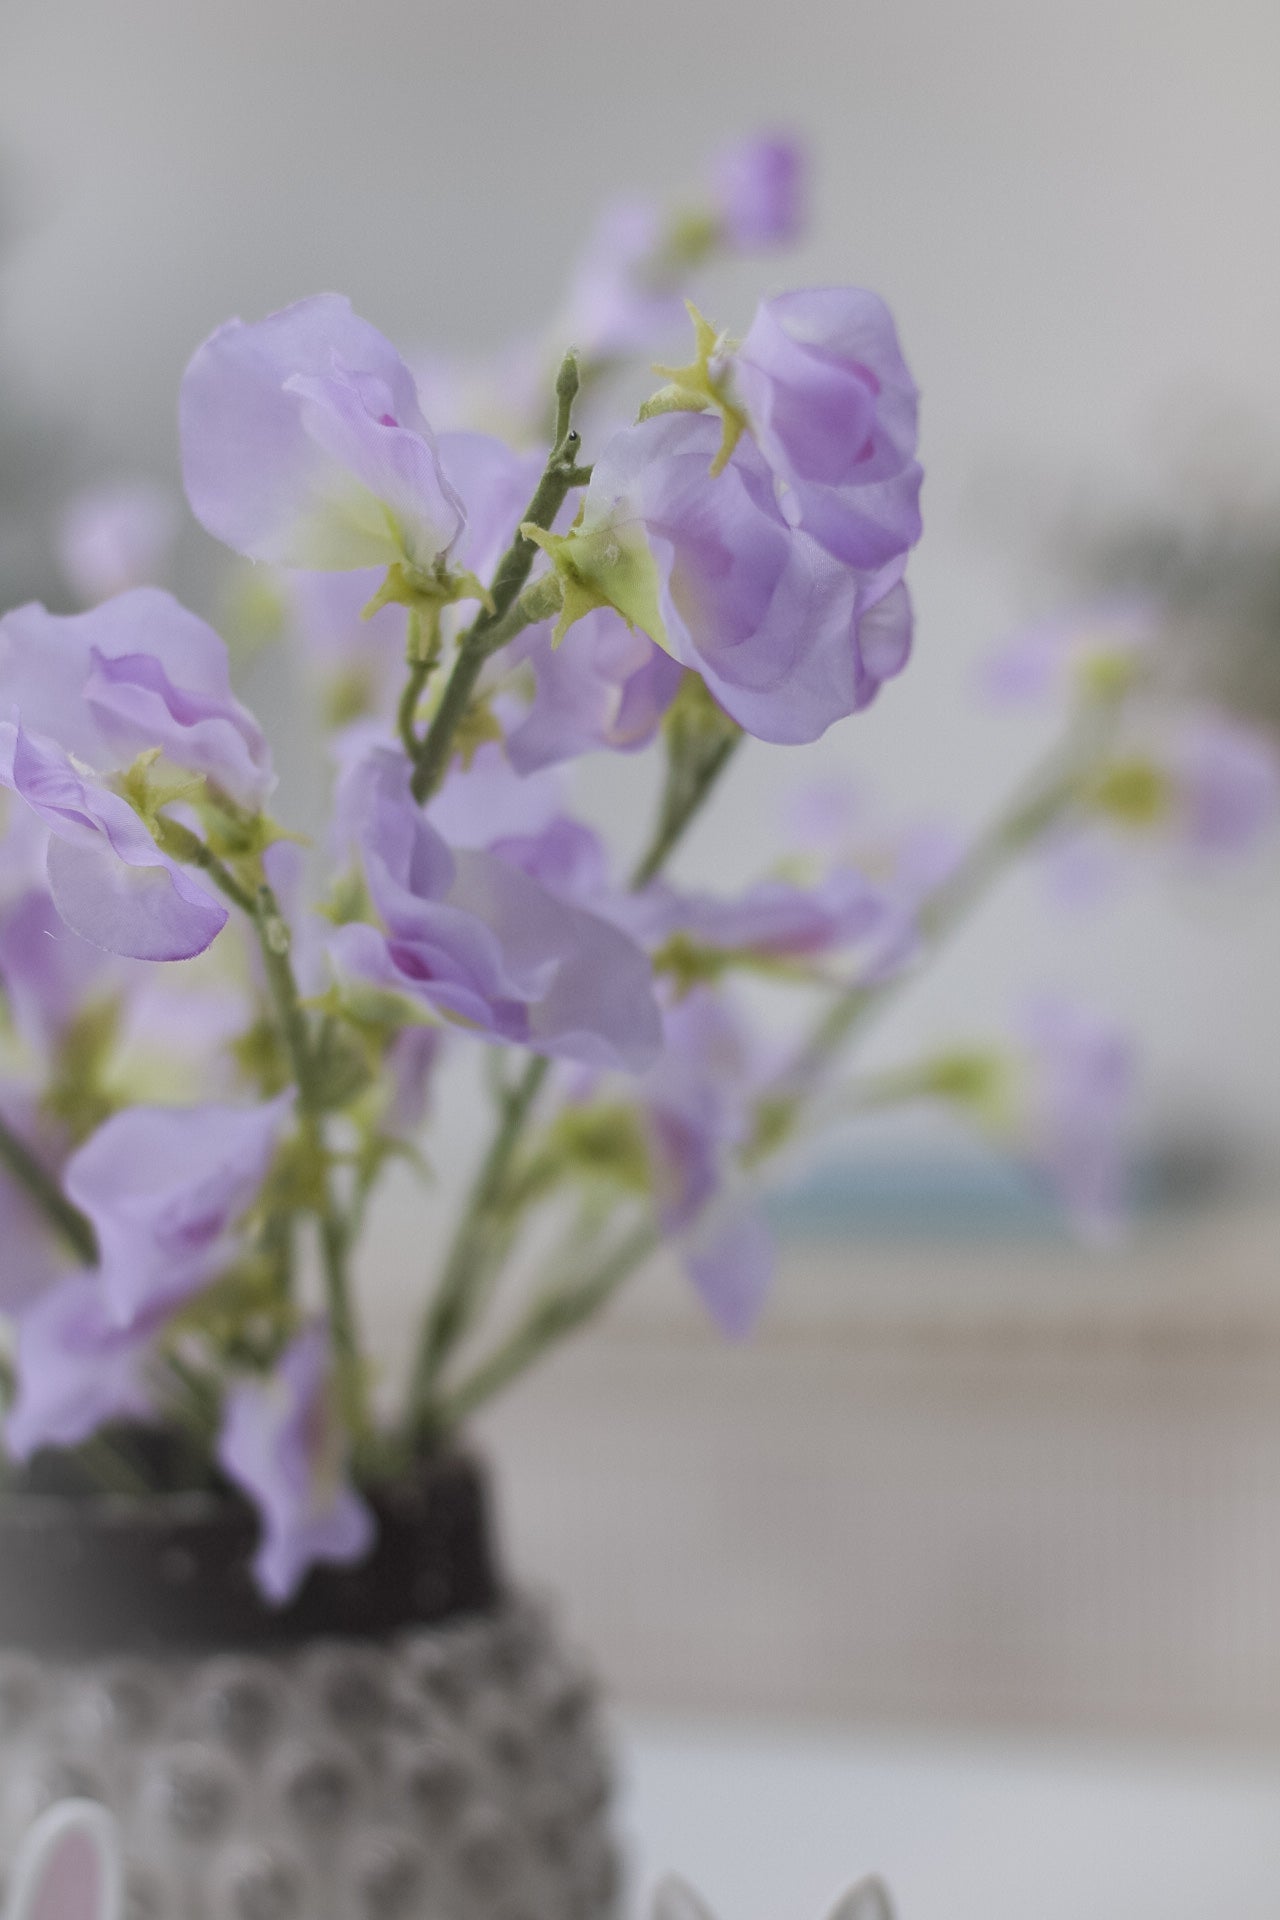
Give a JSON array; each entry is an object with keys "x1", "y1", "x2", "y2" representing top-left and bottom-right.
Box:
[{"x1": 0, "y1": 137, "x2": 1274, "y2": 1602}]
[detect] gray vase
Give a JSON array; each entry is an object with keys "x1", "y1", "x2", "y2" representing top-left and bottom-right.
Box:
[{"x1": 0, "y1": 1453, "x2": 619, "y2": 1920}]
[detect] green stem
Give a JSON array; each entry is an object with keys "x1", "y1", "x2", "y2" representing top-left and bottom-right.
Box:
[
  {"x1": 250, "y1": 884, "x2": 365, "y2": 1434},
  {"x1": 406, "y1": 1056, "x2": 550, "y2": 1441},
  {"x1": 0, "y1": 1112, "x2": 96, "y2": 1264},
  {"x1": 432, "y1": 1221, "x2": 658, "y2": 1431},
  {"x1": 409, "y1": 353, "x2": 587, "y2": 804}
]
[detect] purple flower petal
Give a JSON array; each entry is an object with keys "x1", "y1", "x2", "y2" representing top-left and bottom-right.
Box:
[
  {"x1": 732, "y1": 288, "x2": 923, "y2": 571},
  {"x1": 181, "y1": 294, "x2": 464, "y2": 571},
  {"x1": 64, "y1": 1093, "x2": 294, "y2": 1326},
  {"x1": 217, "y1": 1325, "x2": 376, "y2": 1605},
  {"x1": 5, "y1": 1275, "x2": 158, "y2": 1460}
]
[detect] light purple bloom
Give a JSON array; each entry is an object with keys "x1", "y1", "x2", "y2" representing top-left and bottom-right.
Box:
[
  {"x1": 711, "y1": 134, "x2": 805, "y2": 250},
  {"x1": 0, "y1": 589, "x2": 274, "y2": 959},
  {"x1": 650, "y1": 868, "x2": 887, "y2": 963},
  {"x1": 330, "y1": 749, "x2": 661, "y2": 1071},
  {"x1": 5, "y1": 1275, "x2": 159, "y2": 1459},
  {"x1": 64, "y1": 1093, "x2": 294, "y2": 1327},
  {"x1": 982, "y1": 600, "x2": 1156, "y2": 706},
  {"x1": 0, "y1": 591, "x2": 274, "y2": 811},
  {"x1": 639, "y1": 986, "x2": 775, "y2": 1335},
  {"x1": 181, "y1": 294, "x2": 465, "y2": 572},
  {"x1": 729, "y1": 288, "x2": 923, "y2": 571},
  {"x1": 501, "y1": 609, "x2": 683, "y2": 774},
  {"x1": 59, "y1": 480, "x2": 177, "y2": 605},
  {"x1": 558, "y1": 413, "x2": 913, "y2": 743},
  {"x1": 560, "y1": 199, "x2": 686, "y2": 365},
  {"x1": 1161, "y1": 710, "x2": 1280, "y2": 855},
  {"x1": 684, "y1": 1201, "x2": 774, "y2": 1339},
  {"x1": 1018, "y1": 998, "x2": 1135, "y2": 1243},
  {"x1": 0, "y1": 887, "x2": 121, "y2": 1057},
  {"x1": 217, "y1": 1325, "x2": 376, "y2": 1605},
  {"x1": 0, "y1": 719, "x2": 228, "y2": 961},
  {"x1": 1044, "y1": 709, "x2": 1280, "y2": 901}
]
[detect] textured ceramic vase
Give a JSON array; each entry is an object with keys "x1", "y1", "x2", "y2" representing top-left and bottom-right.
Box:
[{"x1": 0, "y1": 1453, "x2": 618, "y2": 1920}]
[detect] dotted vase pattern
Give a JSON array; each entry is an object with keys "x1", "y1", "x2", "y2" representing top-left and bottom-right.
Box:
[{"x1": 0, "y1": 1597, "x2": 619, "y2": 1920}]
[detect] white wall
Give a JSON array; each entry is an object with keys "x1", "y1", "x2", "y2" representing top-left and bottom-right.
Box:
[{"x1": 3, "y1": 0, "x2": 1279, "y2": 1147}]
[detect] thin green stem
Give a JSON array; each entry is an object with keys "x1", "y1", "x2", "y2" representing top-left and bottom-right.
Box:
[
  {"x1": 409, "y1": 353, "x2": 587, "y2": 804},
  {"x1": 0, "y1": 1111, "x2": 96, "y2": 1264},
  {"x1": 250, "y1": 884, "x2": 365, "y2": 1434},
  {"x1": 432, "y1": 1221, "x2": 658, "y2": 1431},
  {"x1": 406, "y1": 1056, "x2": 550, "y2": 1441}
]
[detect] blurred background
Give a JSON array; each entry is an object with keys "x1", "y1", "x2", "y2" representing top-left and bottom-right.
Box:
[{"x1": 4, "y1": 2, "x2": 1280, "y2": 1912}]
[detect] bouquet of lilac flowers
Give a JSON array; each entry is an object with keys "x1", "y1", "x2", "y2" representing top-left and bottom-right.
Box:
[{"x1": 0, "y1": 137, "x2": 1275, "y2": 1607}]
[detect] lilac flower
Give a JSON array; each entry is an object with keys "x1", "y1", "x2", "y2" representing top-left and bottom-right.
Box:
[
  {"x1": 59, "y1": 480, "x2": 177, "y2": 605},
  {"x1": 1045, "y1": 709, "x2": 1280, "y2": 899},
  {"x1": 729, "y1": 288, "x2": 923, "y2": 570},
  {"x1": 0, "y1": 719, "x2": 228, "y2": 960},
  {"x1": 329, "y1": 749, "x2": 661, "y2": 1071},
  {"x1": 501, "y1": 609, "x2": 683, "y2": 774},
  {"x1": 0, "y1": 589, "x2": 274, "y2": 959},
  {"x1": 63, "y1": 1093, "x2": 294, "y2": 1327},
  {"x1": 711, "y1": 134, "x2": 806, "y2": 250},
  {"x1": 283, "y1": 567, "x2": 408, "y2": 718},
  {"x1": 5, "y1": 1276, "x2": 160, "y2": 1459},
  {"x1": 180, "y1": 294, "x2": 465, "y2": 573},
  {"x1": 217, "y1": 1325, "x2": 376, "y2": 1604},
  {"x1": 0, "y1": 591, "x2": 273, "y2": 812},
  {"x1": 560, "y1": 199, "x2": 687, "y2": 365},
  {"x1": 650, "y1": 867, "x2": 887, "y2": 965},
  {"x1": 982, "y1": 600, "x2": 1156, "y2": 706},
  {"x1": 1017, "y1": 998, "x2": 1135, "y2": 1242},
  {"x1": 540, "y1": 413, "x2": 913, "y2": 743},
  {"x1": 0, "y1": 887, "x2": 120, "y2": 1058},
  {"x1": 640, "y1": 987, "x2": 775, "y2": 1335}
]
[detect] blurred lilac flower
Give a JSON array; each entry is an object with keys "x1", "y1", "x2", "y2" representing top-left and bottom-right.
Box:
[
  {"x1": 382, "y1": 1024, "x2": 445, "y2": 1142},
  {"x1": 0, "y1": 887, "x2": 121, "y2": 1058},
  {"x1": 553, "y1": 412, "x2": 913, "y2": 743},
  {"x1": 58, "y1": 481, "x2": 177, "y2": 605},
  {"x1": 560, "y1": 199, "x2": 686, "y2": 365},
  {"x1": 217, "y1": 1324, "x2": 375, "y2": 1604},
  {"x1": 181, "y1": 294, "x2": 465, "y2": 573},
  {"x1": 1045, "y1": 709, "x2": 1280, "y2": 900},
  {"x1": 501, "y1": 609, "x2": 683, "y2": 774},
  {"x1": 5, "y1": 1274, "x2": 160, "y2": 1459},
  {"x1": 730, "y1": 288, "x2": 923, "y2": 570},
  {"x1": 711, "y1": 133, "x2": 806, "y2": 250},
  {"x1": 282, "y1": 567, "x2": 408, "y2": 715},
  {"x1": 64, "y1": 1093, "x2": 294, "y2": 1327},
  {"x1": 981, "y1": 599, "x2": 1155, "y2": 706},
  {"x1": 650, "y1": 867, "x2": 887, "y2": 965},
  {"x1": 1018, "y1": 997, "x2": 1135, "y2": 1242},
  {"x1": 640, "y1": 986, "x2": 775, "y2": 1335},
  {"x1": 330, "y1": 748, "x2": 661, "y2": 1070}
]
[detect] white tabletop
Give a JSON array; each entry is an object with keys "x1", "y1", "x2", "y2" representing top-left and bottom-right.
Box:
[{"x1": 617, "y1": 1715, "x2": 1280, "y2": 1920}]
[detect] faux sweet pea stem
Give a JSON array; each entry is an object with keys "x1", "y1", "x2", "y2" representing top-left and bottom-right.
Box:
[
  {"x1": 0, "y1": 1111, "x2": 97, "y2": 1264},
  {"x1": 405, "y1": 706, "x2": 742, "y2": 1444},
  {"x1": 250, "y1": 884, "x2": 366, "y2": 1436},
  {"x1": 183, "y1": 840, "x2": 367, "y2": 1438},
  {"x1": 405, "y1": 1054, "x2": 551, "y2": 1440},
  {"x1": 407, "y1": 353, "x2": 588, "y2": 805}
]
